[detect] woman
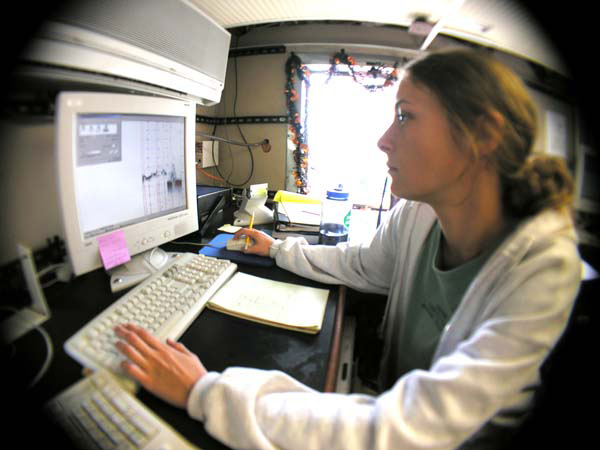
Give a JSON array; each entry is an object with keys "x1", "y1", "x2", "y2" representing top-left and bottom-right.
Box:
[{"x1": 114, "y1": 49, "x2": 581, "y2": 449}]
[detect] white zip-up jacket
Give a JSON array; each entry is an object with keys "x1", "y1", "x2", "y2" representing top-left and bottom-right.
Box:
[{"x1": 187, "y1": 200, "x2": 581, "y2": 450}]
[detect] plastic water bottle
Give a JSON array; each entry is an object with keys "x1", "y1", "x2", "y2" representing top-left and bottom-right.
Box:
[{"x1": 319, "y1": 184, "x2": 351, "y2": 245}]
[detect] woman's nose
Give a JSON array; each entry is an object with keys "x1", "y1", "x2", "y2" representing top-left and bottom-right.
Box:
[{"x1": 377, "y1": 124, "x2": 394, "y2": 154}]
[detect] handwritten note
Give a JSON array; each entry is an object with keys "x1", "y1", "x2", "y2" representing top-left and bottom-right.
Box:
[
  {"x1": 98, "y1": 230, "x2": 131, "y2": 270},
  {"x1": 207, "y1": 272, "x2": 329, "y2": 333}
]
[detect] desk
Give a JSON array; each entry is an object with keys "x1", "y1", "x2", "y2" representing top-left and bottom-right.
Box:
[{"x1": 6, "y1": 243, "x2": 345, "y2": 449}]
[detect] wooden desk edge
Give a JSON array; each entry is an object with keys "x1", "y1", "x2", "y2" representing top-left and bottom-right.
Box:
[{"x1": 323, "y1": 285, "x2": 346, "y2": 392}]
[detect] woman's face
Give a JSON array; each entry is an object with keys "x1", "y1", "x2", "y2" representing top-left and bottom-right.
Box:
[{"x1": 378, "y1": 75, "x2": 474, "y2": 205}]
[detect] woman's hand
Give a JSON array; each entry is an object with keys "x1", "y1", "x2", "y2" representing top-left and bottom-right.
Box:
[
  {"x1": 114, "y1": 323, "x2": 207, "y2": 409},
  {"x1": 233, "y1": 228, "x2": 275, "y2": 257}
]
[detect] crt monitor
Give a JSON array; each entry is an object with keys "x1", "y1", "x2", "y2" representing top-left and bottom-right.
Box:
[{"x1": 55, "y1": 92, "x2": 198, "y2": 286}]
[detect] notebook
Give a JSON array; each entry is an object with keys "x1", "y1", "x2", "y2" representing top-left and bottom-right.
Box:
[{"x1": 206, "y1": 272, "x2": 330, "y2": 334}]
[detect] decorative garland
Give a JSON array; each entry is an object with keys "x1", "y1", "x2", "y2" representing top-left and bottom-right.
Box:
[
  {"x1": 327, "y1": 49, "x2": 400, "y2": 91},
  {"x1": 285, "y1": 49, "x2": 400, "y2": 193},
  {"x1": 285, "y1": 52, "x2": 311, "y2": 194}
]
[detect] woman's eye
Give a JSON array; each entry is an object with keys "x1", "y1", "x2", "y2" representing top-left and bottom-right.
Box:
[{"x1": 397, "y1": 112, "x2": 410, "y2": 124}]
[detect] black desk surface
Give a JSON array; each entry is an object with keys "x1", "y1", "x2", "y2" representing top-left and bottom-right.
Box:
[{"x1": 5, "y1": 243, "x2": 343, "y2": 449}]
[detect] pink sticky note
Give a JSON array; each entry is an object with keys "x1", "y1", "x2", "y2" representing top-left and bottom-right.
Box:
[{"x1": 98, "y1": 230, "x2": 131, "y2": 270}]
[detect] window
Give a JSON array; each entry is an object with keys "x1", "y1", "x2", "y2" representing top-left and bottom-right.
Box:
[{"x1": 302, "y1": 65, "x2": 396, "y2": 210}]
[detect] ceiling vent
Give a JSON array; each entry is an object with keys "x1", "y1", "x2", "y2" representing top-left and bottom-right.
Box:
[{"x1": 21, "y1": 0, "x2": 231, "y2": 105}]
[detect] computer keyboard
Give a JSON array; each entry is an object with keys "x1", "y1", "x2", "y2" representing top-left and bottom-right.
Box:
[
  {"x1": 45, "y1": 369, "x2": 197, "y2": 449},
  {"x1": 65, "y1": 252, "x2": 237, "y2": 374}
]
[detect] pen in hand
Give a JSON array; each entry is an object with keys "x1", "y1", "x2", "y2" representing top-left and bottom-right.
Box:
[{"x1": 245, "y1": 212, "x2": 255, "y2": 251}]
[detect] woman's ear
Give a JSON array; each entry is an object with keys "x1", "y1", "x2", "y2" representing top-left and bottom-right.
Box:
[{"x1": 476, "y1": 110, "x2": 505, "y2": 158}]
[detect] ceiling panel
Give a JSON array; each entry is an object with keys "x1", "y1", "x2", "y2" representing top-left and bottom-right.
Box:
[{"x1": 189, "y1": 0, "x2": 567, "y2": 75}]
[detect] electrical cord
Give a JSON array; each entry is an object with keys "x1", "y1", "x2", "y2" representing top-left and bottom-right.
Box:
[
  {"x1": 197, "y1": 165, "x2": 226, "y2": 182},
  {"x1": 222, "y1": 119, "x2": 236, "y2": 182},
  {"x1": 196, "y1": 132, "x2": 270, "y2": 150},
  {"x1": 198, "y1": 34, "x2": 255, "y2": 187},
  {"x1": 168, "y1": 241, "x2": 218, "y2": 247},
  {"x1": 37, "y1": 263, "x2": 64, "y2": 278},
  {"x1": 27, "y1": 325, "x2": 53, "y2": 389},
  {"x1": 210, "y1": 121, "x2": 232, "y2": 186},
  {"x1": 1, "y1": 306, "x2": 54, "y2": 390},
  {"x1": 225, "y1": 34, "x2": 254, "y2": 186}
]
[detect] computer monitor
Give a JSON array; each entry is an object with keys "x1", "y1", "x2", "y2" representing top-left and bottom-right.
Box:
[
  {"x1": 55, "y1": 92, "x2": 198, "y2": 289},
  {"x1": 574, "y1": 145, "x2": 600, "y2": 214}
]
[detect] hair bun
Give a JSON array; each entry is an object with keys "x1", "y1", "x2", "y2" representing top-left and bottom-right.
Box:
[{"x1": 504, "y1": 155, "x2": 574, "y2": 217}]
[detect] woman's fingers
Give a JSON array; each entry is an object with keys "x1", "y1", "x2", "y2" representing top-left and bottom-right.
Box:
[
  {"x1": 114, "y1": 324, "x2": 208, "y2": 408},
  {"x1": 118, "y1": 323, "x2": 162, "y2": 350}
]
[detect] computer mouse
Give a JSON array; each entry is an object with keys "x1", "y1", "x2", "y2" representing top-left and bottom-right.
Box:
[{"x1": 226, "y1": 237, "x2": 253, "y2": 251}]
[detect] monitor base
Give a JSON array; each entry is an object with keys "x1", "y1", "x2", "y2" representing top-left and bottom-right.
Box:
[{"x1": 109, "y1": 248, "x2": 179, "y2": 293}]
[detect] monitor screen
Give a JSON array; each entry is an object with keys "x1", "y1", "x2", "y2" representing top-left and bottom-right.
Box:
[
  {"x1": 56, "y1": 93, "x2": 198, "y2": 276},
  {"x1": 75, "y1": 113, "x2": 186, "y2": 239}
]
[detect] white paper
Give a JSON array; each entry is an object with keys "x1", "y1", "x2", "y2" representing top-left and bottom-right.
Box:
[
  {"x1": 208, "y1": 272, "x2": 329, "y2": 330},
  {"x1": 217, "y1": 224, "x2": 242, "y2": 233}
]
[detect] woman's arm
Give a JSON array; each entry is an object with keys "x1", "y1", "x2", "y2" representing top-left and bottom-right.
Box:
[
  {"x1": 233, "y1": 202, "x2": 416, "y2": 294},
  {"x1": 187, "y1": 225, "x2": 581, "y2": 450}
]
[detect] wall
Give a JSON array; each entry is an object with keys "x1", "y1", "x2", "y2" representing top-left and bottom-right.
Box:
[
  {"x1": 196, "y1": 22, "x2": 579, "y2": 193},
  {"x1": 0, "y1": 119, "x2": 61, "y2": 264},
  {"x1": 195, "y1": 53, "x2": 288, "y2": 191}
]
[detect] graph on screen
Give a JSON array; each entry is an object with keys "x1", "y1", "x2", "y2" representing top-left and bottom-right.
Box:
[{"x1": 139, "y1": 119, "x2": 186, "y2": 216}]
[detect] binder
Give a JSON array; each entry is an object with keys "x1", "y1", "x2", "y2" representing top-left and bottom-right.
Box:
[{"x1": 273, "y1": 191, "x2": 321, "y2": 242}]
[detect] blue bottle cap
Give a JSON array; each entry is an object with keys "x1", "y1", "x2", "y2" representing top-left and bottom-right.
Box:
[{"x1": 326, "y1": 184, "x2": 349, "y2": 200}]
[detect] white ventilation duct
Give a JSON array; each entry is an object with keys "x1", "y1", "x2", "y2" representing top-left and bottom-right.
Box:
[{"x1": 22, "y1": 0, "x2": 231, "y2": 105}]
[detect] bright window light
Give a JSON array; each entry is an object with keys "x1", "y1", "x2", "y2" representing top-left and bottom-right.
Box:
[{"x1": 303, "y1": 67, "x2": 396, "y2": 209}]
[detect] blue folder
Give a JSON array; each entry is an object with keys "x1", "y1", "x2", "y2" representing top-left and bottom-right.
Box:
[{"x1": 199, "y1": 233, "x2": 275, "y2": 267}]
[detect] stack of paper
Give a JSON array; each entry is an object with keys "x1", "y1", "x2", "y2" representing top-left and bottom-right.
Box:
[
  {"x1": 206, "y1": 272, "x2": 330, "y2": 334},
  {"x1": 273, "y1": 190, "x2": 322, "y2": 237}
]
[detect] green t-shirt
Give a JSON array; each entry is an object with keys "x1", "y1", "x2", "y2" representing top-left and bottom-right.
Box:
[{"x1": 389, "y1": 221, "x2": 501, "y2": 379}]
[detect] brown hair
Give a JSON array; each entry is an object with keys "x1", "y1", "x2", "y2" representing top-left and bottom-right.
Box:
[{"x1": 404, "y1": 49, "x2": 573, "y2": 218}]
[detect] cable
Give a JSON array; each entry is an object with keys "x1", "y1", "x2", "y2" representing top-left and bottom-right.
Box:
[
  {"x1": 26, "y1": 325, "x2": 53, "y2": 389},
  {"x1": 0, "y1": 306, "x2": 54, "y2": 390},
  {"x1": 230, "y1": 33, "x2": 254, "y2": 186},
  {"x1": 197, "y1": 165, "x2": 225, "y2": 182},
  {"x1": 222, "y1": 120, "x2": 235, "y2": 182},
  {"x1": 168, "y1": 241, "x2": 217, "y2": 247},
  {"x1": 41, "y1": 278, "x2": 59, "y2": 289},
  {"x1": 195, "y1": 132, "x2": 270, "y2": 150},
  {"x1": 198, "y1": 33, "x2": 255, "y2": 188},
  {"x1": 37, "y1": 263, "x2": 64, "y2": 278}
]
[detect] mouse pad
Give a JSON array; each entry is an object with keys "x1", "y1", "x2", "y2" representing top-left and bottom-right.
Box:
[{"x1": 199, "y1": 234, "x2": 275, "y2": 267}]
